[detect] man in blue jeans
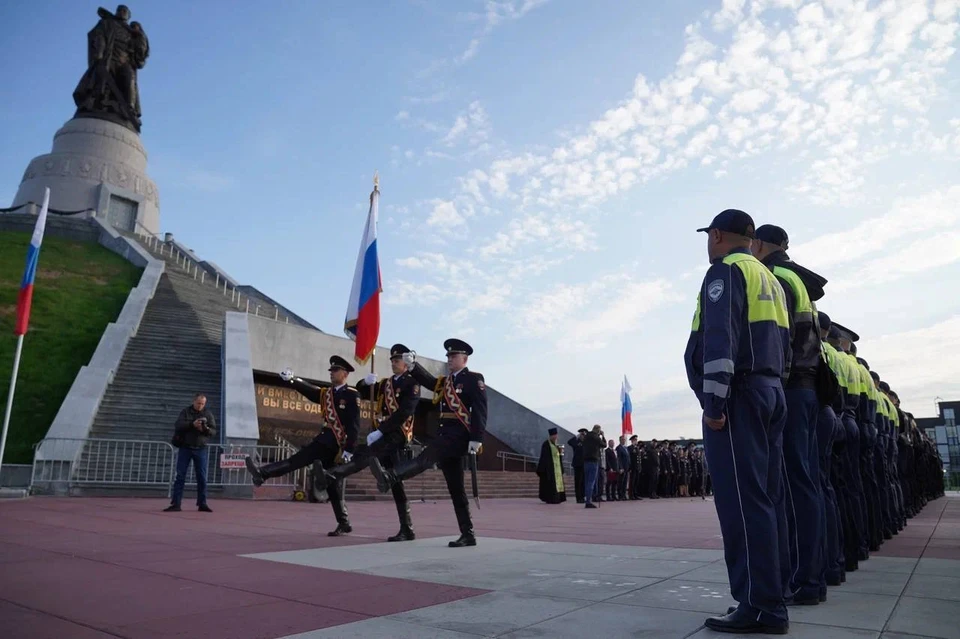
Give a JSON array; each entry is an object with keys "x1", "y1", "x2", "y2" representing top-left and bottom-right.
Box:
[{"x1": 165, "y1": 393, "x2": 217, "y2": 512}]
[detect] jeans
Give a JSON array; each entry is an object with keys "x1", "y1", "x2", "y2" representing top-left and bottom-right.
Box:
[
  {"x1": 584, "y1": 461, "x2": 599, "y2": 505},
  {"x1": 172, "y1": 446, "x2": 209, "y2": 506}
]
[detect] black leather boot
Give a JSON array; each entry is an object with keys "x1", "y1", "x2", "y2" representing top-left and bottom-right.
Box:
[
  {"x1": 370, "y1": 455, "x2": 428, "y2": 493},
  {"x1": 388, "y1": 493, "x2": 416, "y2": 542},
  {"x1": 448, "y1": 501, "x2": 476, "y2": 548},
  {"x1": 326, "y1": 480, "x2": 352, "y2": 536},
  {"x1": 246, "y1": 457, "x2": 293, "y2": 487}
]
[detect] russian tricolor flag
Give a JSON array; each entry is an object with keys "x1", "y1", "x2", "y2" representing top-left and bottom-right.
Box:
[
  {"x1": 344, "y1": 180, "x2": 382, "y2": 365},
  {"x1": 14, "y1": 188, "x2": 50, "y2": 336},
  {"x1": 620, "y1": 375, "x2": 633, "y2": 436}
]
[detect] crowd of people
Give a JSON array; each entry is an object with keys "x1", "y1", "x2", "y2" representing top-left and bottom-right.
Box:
[
  {"x1": 537, "y1": 428, "x2": 714, "y2": 505},
  {"x1": 681, "y1": 210, "x2": 945, "y2": 634}
]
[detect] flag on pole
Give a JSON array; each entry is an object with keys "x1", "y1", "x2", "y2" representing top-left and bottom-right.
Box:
[
  {"x1": 14, "y1": 188, "x2": 51, "y2": 336},
  {"x1": 343, "y1": 176, "x2": 382, "y2": 365},
  {"x1": 620, "y1": 375, "x2": 633, "y2": 436}
]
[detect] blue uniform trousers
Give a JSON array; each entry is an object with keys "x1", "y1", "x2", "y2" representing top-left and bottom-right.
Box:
[
  {"x1": 704, "y1": 381, "x2": 788, "y2": 625},
  {"x1": 817, "y1": 406, "x2": 842, "y2": 583},
  {"x1": 841, "y1": 412, "x2": 869, "y2": 559},
  {"x1": 780, "y1": 388, "x2": 823, "y2": 600}
]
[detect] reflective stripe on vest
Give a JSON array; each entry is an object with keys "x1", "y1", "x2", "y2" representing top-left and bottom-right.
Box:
[{"x1": 723, "y1": 252, "x2": 790, "y2": 328}]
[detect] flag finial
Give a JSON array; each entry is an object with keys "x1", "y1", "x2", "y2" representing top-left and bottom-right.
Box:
[{"x1": 373, "y1": 171, "x2": 379, "y2": 190}]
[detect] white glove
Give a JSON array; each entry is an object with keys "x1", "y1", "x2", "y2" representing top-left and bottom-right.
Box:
[
  {"x1": 468, "y1": 441, "x2": 482, "y2": 455},
  {"x1": 364, "y1": 373, "x2": 377, "y2": 385},
  {"x1": 279, "y1": 368, "x2": 294, "y2": 382},
  {"x1": 402, "y1": 352, "x2": 416, "y2": 366},
  {"x1": 342, "y1": 451, "x2": 353, "y2": 463},
  {"x1": 367, "y1": 430, "x2": 383, "y2": 446}
]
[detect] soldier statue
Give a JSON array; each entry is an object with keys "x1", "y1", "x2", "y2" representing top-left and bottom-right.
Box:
[{"x1": 72, "y1": 5, "x2": 150, "y2": 133}]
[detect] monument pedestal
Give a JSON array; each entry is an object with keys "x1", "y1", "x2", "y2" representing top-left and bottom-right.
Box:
[{"x1": 12, "y1": 117, "x2": 160, "y2": 235}]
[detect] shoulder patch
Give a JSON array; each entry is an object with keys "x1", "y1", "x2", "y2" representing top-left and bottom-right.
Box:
[{"x1": 707, "y1": 278, "x2": 724, "y2": 303}]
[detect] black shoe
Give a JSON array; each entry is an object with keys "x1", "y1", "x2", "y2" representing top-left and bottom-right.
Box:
[
  {"x1": 705, "y1": 609, "x2": 788, "y2": 635},
  {"x1": 163, "y1": 504, "x2": 181, "y2": 512},
  {"x1": 449, "y1": 533, "x2": 477, "y2": 548},
  {"x1": 388, "y1": 527, "x2": 416, "y2": 542},
  {"x1": 841, "y1": 571, "x2": 846, "y2": 583},
  {"x1": 786, "y1": 595, "x2": 819, "y2": 607},
  {"x1": 328, "y1": 523, "x2": 352, "y2": 537},
  {"x1": 368, "y1": 457, "x2": 394, "y2": 493},
  {"x1": 819, "y1": 591, "x2": 827, "y2": 603},
  {"x1": 198, "y1": 504, "x2": 212, "y2": 513},
  {"x1": 585, "y1": 502, "x2": 598, "y2": 509},
  {"x1": 826, "y1": 574, "x2": 842, "y2": 586},
  {"x1": 245, "y1": 457, "x2": 265, "y2": 487}
]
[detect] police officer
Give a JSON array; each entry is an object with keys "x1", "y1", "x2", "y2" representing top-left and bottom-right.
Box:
[
  {"x1": 815, "y1": 312, "x2": 845, "y2": 586},
  {"x1": 684, "y1": 209, "x2": 790, "y2": 634},
  {"x1": 312, "y1": 344, "x2": 421, "y2": 542},
  {"x1": 750, "y1": 224, "x2": 826, "y2": 605},
  {"x1": 827, "y1": 324, "x2": 870, "y2": 564},
  {"x1": 369, "y1": 338, "x2": 487, "y2": 548},
  {"x1": 244, "y1": 355, "x2": 360, "y2": 536}
]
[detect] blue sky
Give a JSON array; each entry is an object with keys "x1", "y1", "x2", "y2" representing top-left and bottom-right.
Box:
[{"x1": 3, "y1": 0, "x2": 960, "y2": 439}]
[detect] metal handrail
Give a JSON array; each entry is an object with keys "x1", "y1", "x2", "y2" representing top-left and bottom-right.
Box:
[
  {"x1": 131, "y1": 221, "x2": 289, "y2": 324},
  {"x1": 496, "y1": 449, "x2": 573, "y2": 475}
]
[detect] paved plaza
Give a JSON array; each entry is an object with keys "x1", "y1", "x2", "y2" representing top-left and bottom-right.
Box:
[{"x1": 0, "y1": 494, "x2": 957, "y2": 638}]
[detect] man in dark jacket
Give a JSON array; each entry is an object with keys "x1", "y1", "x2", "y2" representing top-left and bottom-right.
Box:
[
  {"x1": 616, "y1": 436, "x2": 631, "y2": 500},
  {"x1": 582, "y1": 425, "x2": 604, "y2": 508},
  {"x1": 567, "y1": 429, "x2": 587, "y2": 503},
  {"x1": 166, "y1": 393, "x2": 217, "y2": 513}
]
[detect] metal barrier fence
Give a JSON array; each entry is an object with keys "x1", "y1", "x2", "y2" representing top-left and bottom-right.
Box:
[
  {"x1": 29, "y1": 438, "x2": 305, "y2": 496},
  {"x1": 497, "y1": 450, "x2": 574, "y2": 475},
  {"x1": 31, "y1": 438, "x2": 176, "y2": 494}
]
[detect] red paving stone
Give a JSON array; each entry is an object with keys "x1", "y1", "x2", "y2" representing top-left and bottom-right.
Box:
[{"x1": 0, "y1": 494, "x2": 955, "y2": 638}]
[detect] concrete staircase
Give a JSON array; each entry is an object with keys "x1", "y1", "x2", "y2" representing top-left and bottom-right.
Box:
[
  {"x1": 344, "y1": 468, "x2": 542, "y2": 501},
  {"x1": 71, "y1": 234, "x2": 306, "y2": 491}
]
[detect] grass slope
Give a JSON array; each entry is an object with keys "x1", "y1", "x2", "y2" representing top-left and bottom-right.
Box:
[{"x1": 0, "y1": 231, "x2": 142, "y2": 465}]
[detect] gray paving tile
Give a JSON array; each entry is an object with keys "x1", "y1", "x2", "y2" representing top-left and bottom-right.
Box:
[
  {"x1": 885, "y1": 596, "x2": 960, "y2": 639},
  {"x1": 904, "y1": 573, "x2": 960, "y2": 601},
  {"x1": 494, "y1": 551, "x2": 709, "y2": 579},
  {"x1": 277, "y1": 618, "x2": 482, "y2": 638},
  {"x1": 239, "y1": 547, "x2": 423, "y2": 571},
  {"x1": 502, "y1": 572, "x2": 660, "y2": 602},
  {"x1": 672, "y1": 561, "x2": 731, "y2": 584},
  {"x1": 914, "y1": 557, "x2": 960, "y2": 579},
  {"x1": 388, "y1": 591, "x2": 591, "y2": 637},
  {"x1": 689, "y1": 622, "x2": 880, "y2": 638},
  {"x1": 606, "y1": 578, "x2": 735, "y2": 614},
  {"x1": 840, "y1": 569, "x2": 911, "y2": 596},
  {"x1": 362, "y1": 559, "x2": 569, "y2": 590},
  {"x1": 499, "y1": 601, "x2": 706, "y2": 638},
  {"x1": 519, "y1": 542, "x2": 673, "y2": 559},
  {"x1": 646, "y1": 547, "x2": 725, "y2": 562},
  {"x1": 856, "y1": 556, "x2": 919, "y2": 574},
  {"x1": 786, "y1": 590, "x2": 899, "y2": 631},
  {"x1": 882, "y1": 633, "x2": 945, "y2": 639}
]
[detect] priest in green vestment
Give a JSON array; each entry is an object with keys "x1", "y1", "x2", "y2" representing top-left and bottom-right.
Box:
[{"x1": 537, "y1": 427, "x2": 567, "y2": 504}]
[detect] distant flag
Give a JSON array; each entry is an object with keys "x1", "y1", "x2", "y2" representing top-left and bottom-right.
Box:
[
  {"x1": 343, "y1": 175, "x2": 382, "y2": 365},
  {"x1": 620, "y1": 375, "x2": 633, "y2": 436},
  {"x1": 14, "y1": 188, "x2": 50, "y2": 336}
]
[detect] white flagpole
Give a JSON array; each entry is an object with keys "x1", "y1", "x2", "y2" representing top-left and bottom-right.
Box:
[{"x1": 0, "y1": 334, "x2": 26, "y2": 474}]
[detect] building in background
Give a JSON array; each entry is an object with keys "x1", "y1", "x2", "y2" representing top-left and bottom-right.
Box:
[{"x1": 915, "y1": 399, "x2": 960, "y2": 489}]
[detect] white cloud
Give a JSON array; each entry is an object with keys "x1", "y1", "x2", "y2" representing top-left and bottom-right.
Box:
[{"x1": 426, "y1": 199, "x2": 466, "y2": 229}]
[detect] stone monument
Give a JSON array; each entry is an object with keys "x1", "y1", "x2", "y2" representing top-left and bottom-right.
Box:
[{"x1": 11, "y1": 4, "x2": 160, "y2": 235}]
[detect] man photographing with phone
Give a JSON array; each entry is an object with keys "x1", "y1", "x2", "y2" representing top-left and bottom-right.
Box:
[{"x1": 165, "y1": 392, "x2": 217, "y2": 513}]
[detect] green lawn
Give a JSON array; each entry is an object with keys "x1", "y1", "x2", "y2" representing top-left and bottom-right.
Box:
[{"x1": 0, "y1": 231, "x2": 143, "y2": 465}]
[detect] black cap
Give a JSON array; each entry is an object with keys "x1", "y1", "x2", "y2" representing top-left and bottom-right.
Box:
[
  {"x1": 697, "y1": 209, "x2": 756, "y2": 238},
  {"x1": 755, "y1": 224, "x2": 789, "y2": 249},
  {"x1": 818, "y1": 312, "x2": 831, "y2": 331},
  {"x1": 328, "y1": 355, "x2": 355, "y2": 373},
  {"x1": 548, "y1": 427, "x2": 558, "y2": 435},
  {"x1": 389, "y1": 343, "x2": 411, "y2": 359},
  {"x1": 831, "y1": 321, "x2": 860, "y2": 342},
  {"x1": 443, "y1": 338, "x2": 473, "y2": 356},
  {"x1": 879, "y1": 381, "x2": 891, "y2": 393},
  {"x1": 889, "y1": 390, "x2": 899, "y2": 400},
  {"x1": 578, "y1": 428, "x2": 588, "y2": 434},
  {"x1": 630, "y1": 435, "x2": 638, "y2": 440},
  {"x1": 870, "y1": 370, "x2": 880, "y2": 382},
  {"x1": 857, "y1": 357, "x2": 869, "y2": 370}
]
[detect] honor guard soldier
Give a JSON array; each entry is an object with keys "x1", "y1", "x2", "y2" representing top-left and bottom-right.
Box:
[
  {"x1": 244, "y1": 355, "x2": 360, "y2": 536},
  {"x1": 684, "y1": 209, "x2": 791, "y2": 635},
  {"x1": 315, "y1": 344, "x2": 421, "y2": 542},
  {"x1": 369, "y1": 338, "x2": 487, "y2": 548},
  {"x1": 751, "y1": 224, "x2": 828, "y2": 605}
]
